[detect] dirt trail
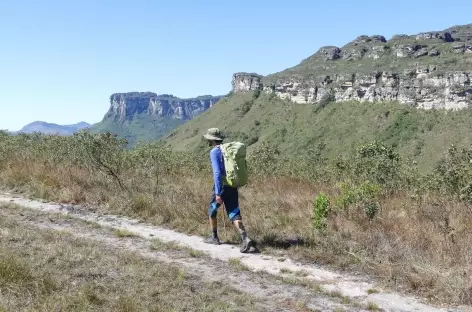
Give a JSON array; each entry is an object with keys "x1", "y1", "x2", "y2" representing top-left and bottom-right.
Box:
[{"x1": 0, "y1": 193, "x2": 467, "y2": 312}]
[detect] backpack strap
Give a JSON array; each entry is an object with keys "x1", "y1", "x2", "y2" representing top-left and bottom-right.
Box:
[
  {"x1": 216, "y1": 145, "x2": 224, "y2": 164},
  {"x1": 216, "y1": 145, "x2": 227, "y2": 186}
]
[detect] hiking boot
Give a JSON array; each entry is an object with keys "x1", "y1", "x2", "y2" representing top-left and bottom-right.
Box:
[
  {"x1": 204, "y1": 236, "x2": 221, "y2": 245},
  {"x1": 240, "y1": 237, "x2": 255, "y2": 253}
]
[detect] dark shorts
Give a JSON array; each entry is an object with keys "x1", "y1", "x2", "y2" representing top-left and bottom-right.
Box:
[{"x1": 208, "y1": 185, "x2": 242, "y2": 222}]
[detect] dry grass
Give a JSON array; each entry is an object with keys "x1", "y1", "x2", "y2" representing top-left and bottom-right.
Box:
[
  {"x1": 112, "y1": 228, "x2": 137, "y2": 238},
  {"x1": 280, "y1": 268, "x2": 294, "y2": 274},
  {"x1": 367, "y1": 301, "x2": 380, "y2": 311},
  {"x1": 274, "y1": 276, "x2": 322, "y2": 293},
  {"x1": 0, "y1": 211, "x2": 258, "y2": 312},
  {"x1": 1, "y1": 157, "x2": 472, "y2": 305},
  {"x1": 228, "y1": 258, "x2": 251, "y2": 271},
  {"x1": 188, "y1": 248, "x2": 205, "y2": 258}
]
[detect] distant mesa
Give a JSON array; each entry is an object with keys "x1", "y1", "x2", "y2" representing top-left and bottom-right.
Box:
[
  {"x1": 106, "y1": 92, "x2": 223, "y2": 121},
  {"x1": 88, "y1": 91, "x2": 224, "y2": 146}
]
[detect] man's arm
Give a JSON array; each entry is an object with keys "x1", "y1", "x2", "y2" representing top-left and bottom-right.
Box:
[{"x1": 210, "y1": 148, "x2": 223, "y2": 196}]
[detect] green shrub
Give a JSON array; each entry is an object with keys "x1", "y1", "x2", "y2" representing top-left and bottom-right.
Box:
[
  {"x1": 363, "y1": 202, "x2": 380, "y2": 220},
  {"x1": 351, "y1": 141, "x2": 404, "y2": 191},
  {"x1": 248, "y1": 143, "x2": 280, "y2": 176},
  {"x1": 74, "y1": 131, "x2": 128, "y2": 190},
  {"x1": 434, "y1": 145, "x2": 472, "y2": 203},
  {"x1": 313, "y1": 193, "x2": 331, "y2": 230},
  {"x1": 334, "y1": 182, "x2": 381, "y2": 220}
]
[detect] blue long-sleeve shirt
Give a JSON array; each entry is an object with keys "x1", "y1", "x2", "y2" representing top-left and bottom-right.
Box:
[{"x1": 210, "y1": 146, "x2": 225, "y2": 195}]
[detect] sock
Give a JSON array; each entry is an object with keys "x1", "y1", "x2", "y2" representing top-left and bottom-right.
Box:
[
  {"x1": 236, "y1": 223, "x2": 248, "y2": 240},
  {"x1": 212, "y1": 228, "x2": 218, "y2": 239},
  {"x1": 239, "y1": 229, "x2": 247, "y2": 240}
]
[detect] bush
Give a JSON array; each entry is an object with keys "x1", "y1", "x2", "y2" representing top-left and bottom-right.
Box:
[
  {"x1": 352, "y1": 142, "x2": 404, "y2": 191},
  {"x1": 334, "y1": 182, "x2": 381, "y2": 220},
  {"x1": 74, "y1": 131, "x2": 128, "y2": 190},
  {"x1": 247, "y1": 143, "x2": 280, "y2": 176},
  {"x1": 433, "y1": 145, "x2": 472, "y2": 203},
  {"x1": 313, "y1": 193, "x2": 330, "y2": 230}
]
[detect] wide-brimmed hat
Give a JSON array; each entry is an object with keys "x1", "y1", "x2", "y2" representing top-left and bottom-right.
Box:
[{"x1": 203, "y1": 128, "x2": 224, "y2": 141}]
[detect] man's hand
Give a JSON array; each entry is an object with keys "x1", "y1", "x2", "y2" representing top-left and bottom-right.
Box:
[{"x1": 215, "y1": 195, "x2": 223, "y2": 205}]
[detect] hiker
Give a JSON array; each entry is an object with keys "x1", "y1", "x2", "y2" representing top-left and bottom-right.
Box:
[{"x1": 203, "y1": 128, "x2": 255, "y2": 253}]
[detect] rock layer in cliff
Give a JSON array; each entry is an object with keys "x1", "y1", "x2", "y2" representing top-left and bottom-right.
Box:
[{"x1": 106, "y1": 92, "x2": 223, "y2": 121}]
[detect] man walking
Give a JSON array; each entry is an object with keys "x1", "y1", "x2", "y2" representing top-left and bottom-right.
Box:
[{"x1": 203, "y1": 128, "x2": 255, "y2": 253}]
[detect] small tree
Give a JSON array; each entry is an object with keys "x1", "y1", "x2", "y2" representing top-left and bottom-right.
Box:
[
  {"x1": 334, "y1": 182, "x2": 381, "y2": 220},
  {"x1": 313, "y1": 193, "x2": 331, "y2": 230},
  {"x1": 74, "y1": 131, "x2": 128, "y2": 190},
  {"x1": 434, "y1": 145, "x2": 472, "y2": 209},
  {"x1": 352, "y1": 141, "x2": 402, "y2": 191}
]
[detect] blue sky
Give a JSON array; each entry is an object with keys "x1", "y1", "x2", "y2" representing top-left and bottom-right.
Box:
[{"x1": 1, "y1": 0, "x2": 471, "y2": 131}]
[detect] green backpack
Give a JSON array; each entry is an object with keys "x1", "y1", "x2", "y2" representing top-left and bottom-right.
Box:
[{"x1": 219, "y1": 142, "x2": 248, "y2": 188}]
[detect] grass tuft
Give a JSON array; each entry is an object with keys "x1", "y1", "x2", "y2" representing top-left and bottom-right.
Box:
[
  {"x1": 112, "y1": 228, "x2": 137, "y2": 238},
  {"x1": 280, "y1": 267, "x2": 294, "y2": 274},
  {"x1": 228, "y1": 258, "x2": 251, "y2": 271},
  {"x1": 188, "y1": 248, "x2": 204, "y2": 258},
  {"x1": 367, "y1": 301, "x2": 380, "y2": 311}
]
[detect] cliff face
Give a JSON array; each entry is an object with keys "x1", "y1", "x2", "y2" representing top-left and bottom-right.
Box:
[
  {"x1": 231, "y1": 73, "x2": 263, "y2": 92},
  {"x1": 232, "y1": 70, "x2": 472, "y2": 110},
  {"x1": 107, "y1": 92, "x2": 223, "y2": 121},
  {"x1": 231, "y1": 24, "x2": 472, "y2": 110}
]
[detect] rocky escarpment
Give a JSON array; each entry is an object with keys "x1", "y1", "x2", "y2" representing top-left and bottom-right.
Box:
[
  {"x1": 233, "y1": 69, "x2": 472, "y2": 110},
  {"x1": 231, "y1": 73, "x2": 263, "y2": 92},
  {"x1": 232, "y1": 24, "x2": 472, "y2": 110},
  {"x1": 107, "y1": 92, "x2": 223, "y2": 121}
]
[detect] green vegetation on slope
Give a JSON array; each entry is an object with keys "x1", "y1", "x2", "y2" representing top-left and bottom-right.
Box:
[
  {"x1": 164, "y1": 91, "x2": 472, "y2": 172},
  {"x1": 266, "y1": 40, "x2": 471, "y2": 84},
  {"x1": 90, "y1": 113, "x2": 186, "y2": 147},
  {"x1": 264, "y1": 24, "x2": 472, "y2": 84}
]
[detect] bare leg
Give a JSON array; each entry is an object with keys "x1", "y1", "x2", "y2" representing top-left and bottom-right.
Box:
[
  {"x1": 233, "y1": 220, "x2": 254, "y2": 252},
  {"x1": 233, "y1": 220, "x2": 247, "y2": 240}
]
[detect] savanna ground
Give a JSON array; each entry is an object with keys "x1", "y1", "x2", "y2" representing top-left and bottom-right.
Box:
[
  {"x1": 0, "y1": 205, "x2": 260, "y2": 312},
  {"x1": 0, "y1": 128, "x2": 471, "y2": 307},
  {"x1": 0, "y1": 203, "x2": 377, "y2": 312}
]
